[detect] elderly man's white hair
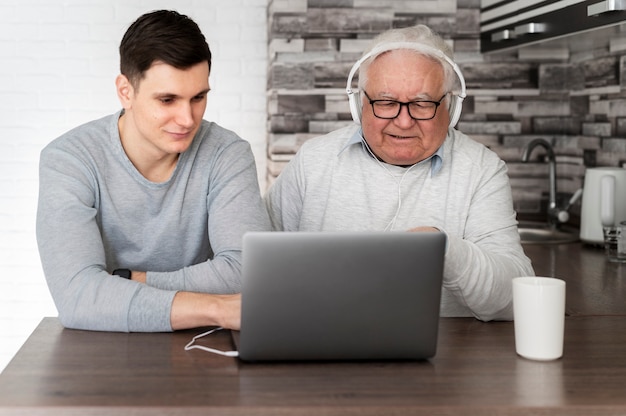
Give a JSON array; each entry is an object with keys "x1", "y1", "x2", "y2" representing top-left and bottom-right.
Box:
[{"x1": 357, "y1": 25, "x2": 459, "y2": 96}]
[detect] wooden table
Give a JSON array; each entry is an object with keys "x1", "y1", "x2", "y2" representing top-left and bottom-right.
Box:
[
  {"x1": 1, "y1": 242, "x2": 625, "y2": 415},
  {"x1": 523, "y1": 242, "x2": 626, "y2": 316}
]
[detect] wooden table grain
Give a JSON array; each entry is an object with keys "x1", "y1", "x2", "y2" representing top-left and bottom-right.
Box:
[
  {"x1": 523, "y1": 242, "x2": 626, "y2": 316},
  {"x1": 1, "y1": 315, "x2": 626, "y2": 415},
  {"x1": 1, "y1": 242, "x2": 625, "y2": 415}
]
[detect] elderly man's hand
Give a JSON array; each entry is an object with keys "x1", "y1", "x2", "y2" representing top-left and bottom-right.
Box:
[{"x1": 408, "y1": 226, "x2": 440, "y2": 233}]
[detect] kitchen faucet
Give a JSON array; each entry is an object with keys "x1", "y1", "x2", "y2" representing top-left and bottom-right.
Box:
[{"x1": 521, "y1": 138, "x2": 558, "y2": 227}]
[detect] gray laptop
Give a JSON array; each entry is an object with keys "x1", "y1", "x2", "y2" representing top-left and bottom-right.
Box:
[{"x1": 234, "y1": 231, "x2": 446, "y2": 362}]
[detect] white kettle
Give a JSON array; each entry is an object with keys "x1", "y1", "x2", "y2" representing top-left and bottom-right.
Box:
[{"x1": 580, "y1": 167, "x2": 626, "y2": 245}]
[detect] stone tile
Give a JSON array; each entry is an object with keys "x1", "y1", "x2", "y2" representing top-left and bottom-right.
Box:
[
  {"x1": 589, "y1": 98, "x2": 610, "y2": 116},
  {"x1": 275, "y1": 51, "x2": 337, "y2": 63},
  {"x1": 270, "y1": 14, "x2": 309, "y2": 36},
  {"x1": 532, "y1": 118, "x2": 581, "y2": 135},
  {"x1": 468, "y1": 134, "x2": 500, "y2": 147},
  {"x1": 309, "y1": 120, "x2": 354, "y2": 133},
  {"x1": 513, "y1": 199, "x2": 542, "y2": 215},
  {"x1": 325, "y1": 94, "x2": 351, "y2": 113},
  {"x1": 305, "y1": 38, "x2": 338, "y2": 52},
  {"x1": 582, "y1": 122, "x2": 612, "y2": 137},
  {"x1": 269, "y1": 114, "x2": 310, "y2": 133},
  {"x1": 340, "y1": 38, "x2": 371, "y2": 54},
  {"x1": 608, "y1": 99, "x2": 626, "y2": 118},
  {"x1": 311, "y1": 109, "x2": 340, "y2": 119},
  {"x1": 621, "y1": 56, "x2": 626, "y2": 89},
  {"x1": 269, "y1": 0, "x2": 307, "y2": 13},
  {"x1": 474, "y1": 100, "x2": 519, "y2": 115},
  {"x1": 269, "y1": 63, "x2": 315, "y2": 89},
  {"x1": 591, "y1": 98, "x2": 626, "y2": 118},
  {"x1": 454, "y1": 38, "x2": 481, "y2": 54},
  {"x1": 610, "y1": 36, "x2": 626, "y2": 53},
  {"x1": 269, "y1": 38, "x2": 305, "y2": 58},
  {"x1": 274, "y1": 94, "x2": 326, "y2": 114},
  {"x1": 354, "y1": 0, "x2": 456, "y2": 13},
  {"x1": 458, "y1": 121, "x2": 521, "y2": 135},
  {"x1": 570, "y1": 96, "x2": 590, "y2": 117},
  {"x1": 314, "y1": 62, "x2": 354, "y2": 88},
  {"x1": 307, "y1": 8, "x2": 393, "y2": 34},
  {"x1": 582, "y1": 56, "x2": 618, "y2": 88},
  {"x1": 458, "y1": 0, "x2": 480, "y2": 7},
  {"x1": 583, "y1": 149, "x2": 597, "y2": 167},
  {"x1": 617, "y1": 118, "x2": 626, "y2": 136},
  {"x1": 539, "y1": 64, "x2": 585, "y2": 92},
  {"x1": 495, "y1": 147, "x2": 528, "y2": 162},
  {"x1": 577, "y1": 135, "x2": 602, "y2": 150},
  {"x1": 518, "y1": 47, "x2": 569, "y2": 61},
  {"x1": 470, "y1": 88, "x2": 540, "y2": 97},
  {"x1": 603, "y1": 137, "x2": 626, "y2": 152},
  {"x1": 461, "y1": 62, "x2": 536, "y2": 89},
  {"x1": 559, "y1": 162, "x2": 586, "y2": 176},
  {"x1": 502, "y1": 135, "x2": 540, "y2": 148},
  {"x1": 309, "y1": 0, "x2": 353, "y2": 7},
  {"x1": 456, "y1": 7, "x2": 479, "y2": 35},
  {"x1": 517, "y1": 100, "x2": 570, "y2": 117},
  {"x1": 596, "y1": 151, "x2": 626, "y2": 167},
  {"x1": 553, "y1": 136, "x2": 588, "y2": 153}
]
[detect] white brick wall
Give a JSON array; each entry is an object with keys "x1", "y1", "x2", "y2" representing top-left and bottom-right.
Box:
[{"x1": 0, "y1": 0, "x2": 268, "y2": 372}]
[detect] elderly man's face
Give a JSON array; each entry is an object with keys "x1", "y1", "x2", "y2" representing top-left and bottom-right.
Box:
[{"x1": 360, "y1": 50, "x2": 450, "y2": 166}]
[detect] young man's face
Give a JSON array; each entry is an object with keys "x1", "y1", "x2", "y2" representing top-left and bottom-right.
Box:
[{"x1": 117, "y1": 61, "x2": 210, "y2": 159}]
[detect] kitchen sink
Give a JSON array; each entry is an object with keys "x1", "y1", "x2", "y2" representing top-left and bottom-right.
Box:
[{"x1": 517, "y1": 221, "x2": 579, "y2": 244}]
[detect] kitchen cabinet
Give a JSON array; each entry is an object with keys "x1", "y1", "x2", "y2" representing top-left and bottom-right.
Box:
[{"x1": 481, "y1": 0, "x2": 626, "y2": 54}]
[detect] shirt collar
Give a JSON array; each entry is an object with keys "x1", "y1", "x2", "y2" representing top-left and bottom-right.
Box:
[{"x1": 339, "y1": 128, "x2": 444, "y2": 176}]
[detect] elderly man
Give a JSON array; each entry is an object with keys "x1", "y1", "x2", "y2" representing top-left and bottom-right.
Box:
[{"x1": 265, "y1": 25, "x2": 534, "y2": 321}]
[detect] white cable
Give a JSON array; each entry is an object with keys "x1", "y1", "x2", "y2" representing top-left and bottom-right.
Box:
[
  {"x1": 184, "y1": 327, "x2": 239, "y2": 357},
  {"x1": 386, "y1": 169, "x2": 414, "y2": 231},
  {"x1": 361, "y1": 140, "x2": 416, "y2": 231}
]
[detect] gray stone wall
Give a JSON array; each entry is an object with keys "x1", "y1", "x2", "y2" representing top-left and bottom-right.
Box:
[{"x1": 267, "y1": 0, "x2": 626, "y2": 222}]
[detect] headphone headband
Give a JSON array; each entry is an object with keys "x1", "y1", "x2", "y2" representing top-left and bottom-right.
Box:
[{"x1": 346, "y1": 41, "x2": 467, "y2": 127}]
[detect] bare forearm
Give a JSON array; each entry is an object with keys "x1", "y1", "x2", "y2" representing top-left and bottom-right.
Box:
[
  {"x1": 127, "y1": 270, "x2": 240, "y2": 331},
  {"x1": 170, "y1": 291, "x2": 241, "y2": 331}
]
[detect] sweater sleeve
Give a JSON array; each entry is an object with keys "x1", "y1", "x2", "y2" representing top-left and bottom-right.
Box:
[
  {"x1": 146, "y1": 139, "x2": 271, "y2": 293},
  {"x1": 36, "y1": 143, "x2": 176, "y2": 332},
  {"x1": 440, "y1": 151, "x2": 534, "y2": 322},
  {"x1": 264, "y1": 149, "x2": 306, "y2": 232}
]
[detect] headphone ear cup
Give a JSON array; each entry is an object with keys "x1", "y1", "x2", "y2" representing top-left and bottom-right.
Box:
[
  {"x1": 448, "y1": 95, "x2": 463, "y2": 128},
  {"x1": 348, "y1": 91, "x2": 362, "y2": 125}
]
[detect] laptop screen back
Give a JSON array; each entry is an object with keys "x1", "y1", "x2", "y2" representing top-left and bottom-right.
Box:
[{"x1": 237, "y1": 231, "x2": 446, "y2": 361}]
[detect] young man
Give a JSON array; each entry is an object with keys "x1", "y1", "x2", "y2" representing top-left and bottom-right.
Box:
[
  {"x1": 36, "y1": 10, "x2": 270, "y2": 332},
  {"x1": 265, "y1": 25, "x2": 535, "y2": 321}
]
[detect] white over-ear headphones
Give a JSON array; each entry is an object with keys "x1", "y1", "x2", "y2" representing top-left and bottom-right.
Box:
[{"x1": 346, "y1": 41, "x2": 467, "y2": 128}]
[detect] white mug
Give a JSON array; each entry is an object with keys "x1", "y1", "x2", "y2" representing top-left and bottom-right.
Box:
[{"x1": 513, "y1": 277, "x2": 566, "y2": 361}]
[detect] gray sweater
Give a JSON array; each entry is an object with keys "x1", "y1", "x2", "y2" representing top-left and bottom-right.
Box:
[
  {"x1": 265, "y1": 125, "x2": 535, "y2": 321},
  {"x1": 36, "y1": 111, "x2": 270, "y2": 332}
]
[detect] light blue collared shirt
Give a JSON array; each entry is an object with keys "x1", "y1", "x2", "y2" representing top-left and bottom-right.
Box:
[{"x1": 339, "y1": 128, "x2": 444, "y2": 177}]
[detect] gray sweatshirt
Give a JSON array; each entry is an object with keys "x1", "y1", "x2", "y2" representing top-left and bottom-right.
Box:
[
  {"x1": 265, "y1": 125, "x2": 535, "y2": 321},
  {"x1": 36, "y1": 111, "x2": 270, "y2": 332}
]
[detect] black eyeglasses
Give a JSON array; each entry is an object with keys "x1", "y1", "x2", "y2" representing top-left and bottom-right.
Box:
[{"x1": 363, "y1": 90, "x2": 446, "y2": 121}]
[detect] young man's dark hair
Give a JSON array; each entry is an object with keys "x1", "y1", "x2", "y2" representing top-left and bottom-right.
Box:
[{"x1": 119, "y1": 10, "x2": 212, "y2": 88}]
